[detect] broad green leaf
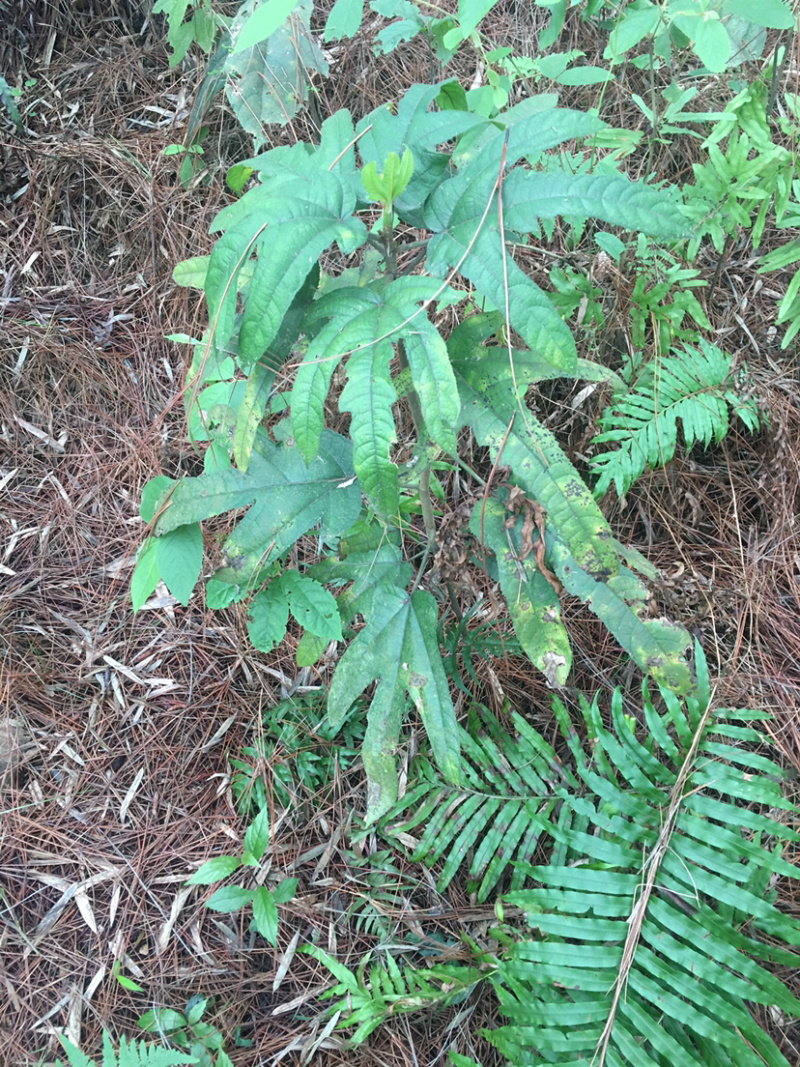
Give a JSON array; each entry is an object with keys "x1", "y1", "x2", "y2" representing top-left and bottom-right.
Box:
[
  {"x1": 236, "y1": 177, "x2": 365, "y2": 369},
  {"x1": 503, "y1": 171, "x2": 689, "y2": 240},
  {"x1": 324, "y1": 0, "x2": 364, "y2": 39},
  {"x1": 186, "y1": 998, "x2": 208, "y2": 1026},
  {"x1": 281, "y1": 570, "x2": 343, "y2": 640},
  {"x1": 154, "y1": 430, "x2": 361, "y2": 588},
  {"x1": 291, "y1": 280, "x2": 434, "y2": 464},
  {"x1": 155, "y1": 522, "x2": 203, "y2": 606},
  {"x1": 604, "y1": 0, "x2": 661, "y2": 60},
  {"x1": 311, "y1": 543, "x2": 412, "y2": 622},
  {"x1": 471, "y1": 499, "x2": 571, "y2": 686},
  {"x1": 273, "y1": 876, "x2": 298, "y2": 904},
  {"x1": 340, "y1": 342, "x2": 399, "y2": 518},
  {"x1": 450, "y1": 338, "x2": 618, "y2": 579},
  {"x1": 402, "y1": 323, "x2": 460, "y2": 454},
  {"x1": 723, "y1": 0, "x2": 793, "y2": 28},
  {"x1": 244, "y1": 807, "x2": 271, "y2": 860},
  {"x1": 186, "y1": 856, "x2": 242, "y2": 885},
  {"x1": 252, "y1": 886, "x2": 279, "y2": 944},
  {"x1": 137, "y1": 1008, "x2": 188, "y2": 1033},
  {"x1": 328, "y1": 588, "x2": 459, "y2": 821},
  {"x1": 248, "y1": 581, "x2": 290, "y2": 652},
  {"x1": 234, "y1": 359, "x2": 275, "y2": 473},
  {"x1": 296, "y1": 630, "x2": 328, "y2": 666},
  {"x1": 677, "y1": 12, "x2": 730, "y2": 72},
  {"x1": 131, "y1": 538, "x2": 160, "y2": 611},
  {"x1": 141, "y1": 476, "x2": 176, "y2": 522},
  {"x1": 231, "y1": 0, "x2": 301, "y2": 54},
  {"x1": 204, "y1": 885, "x2": 255, "y2": 912},
  {"x1": 357, "y1": 84, "x2": 485, "y2": 220},
  {"x1": 556, "y1": 65, "x2": 614, "y2": 85},
  {"x1": 425, "y1": 148, "x2": 577, "y2": 370},
  {"x1": 234, "y1": 263, "x2": 319, "y2": 471},
  {"x1": 548, "y1": 537, "x2": 692, "y2": 693},
  {"x1": 173, "y1": 255, "x2": 211, "y2": 289}
]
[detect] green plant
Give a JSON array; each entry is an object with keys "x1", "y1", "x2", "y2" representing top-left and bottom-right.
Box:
[
  {"x1": 681, "y1": 72, "x2": 800, "y2": 348},
  {"x1": 185, "y1": 806, "x2": 298, "y2": 946},
  {"x1": 56, "y1": 1033, "x2": 196, "y2": 1067},
  {"x1": 483, "y1": 648, "x2": 800, "y2": 1066},
  {"x1": 137, "y1": 998, "x2": 231, "y2": 1067},
  {"x1": 133, "y1": 85, "x2": 705, "y2": 820},
  {"x1": 163, "y1": 127, "x2": 209, "y2": 189},
  {"x1": 382, "y1": 699, "x2": 575, "y2": 903},
  {"x1": 311, "y1": 644, "x2": 800, "y2": 1064},
  {"x1": 229, "y1": 691, "x2": 363, "y2": 815},
  {"x1": 304, "y1": 944, "x2": 487, "y2": 1044},
  {"x1": 590, "y1": 338, "x2": 761, "y2": 499},
  {"x1": 601, "y1": 0, "x2": 794, "y2": 75},
  {"x1": 154, "y1": 0, "x2": 328, "y2": 150}
]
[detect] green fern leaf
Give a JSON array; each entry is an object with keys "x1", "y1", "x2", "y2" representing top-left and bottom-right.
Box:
[
  {"x1": 487, "y1": 647, "x2": 800, "y2": 1067},
  {"x1": 591, "y1": 340, "x2": 761, "y2": 498},
  {"x1": 384, "y1": 705, "x2": 577, "y2": 902},
  {"x1": 57, "y1": 1032, "x2": 197, "y2": 1067}
]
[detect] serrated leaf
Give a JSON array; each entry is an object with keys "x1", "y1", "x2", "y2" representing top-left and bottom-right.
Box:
[
  {"x1": 426, "y1": 156, "x2": 576, "y2": 370},
  {"x1": 186, "y1": 856, "x2": 242, "y2": 885},
  {"x1": 235, "y1": 176, "x2": 364, "y2": 369},
  {"x1": 357, "y1": 83, "x2": 484, "y2": 221},
  {"x1": 244, "y1": 807, "x2": 271, "y2": 861},
  {"x1": 248, "y1": 582, "x2": 289, "y2": 652},
  {"x1": 503, "y1": 170, "x2": 689, "y2": 240},
  {"x1": 402, "y1": 323, "x2": 460, "y2": 454},
  {"x1": 252, "y1": 886, "x2": 279, "y2": 944},
  {"x1": 155, "y1": 430, "x2": 361, "y2": 589},
  {"x1": 281, "y1": 570, "x2": 343, "y2": 640},
  {"x1": 294, "y1": 276, "x2": 456, "y2": 464},
  {"x1": 234, "y1": 263, "x2": 318, "y2": 472},
  {"x1": 205, "y1": 885, "x2": 255, "y2": 912},
  {"x1": 340, "y1": 341, "x2": 399, "y2": 518},
  {"x1": 449, "y1": 336, "x2": 618, "y2": 579},
  {"x1": 328, "y1": 588, "x2": 459, "y2": 821},
  {"x1": 548, "y1": 537, "x2": 692, "y2": 693},
  {"x1": 155, "y1": 523, "x2": 203, "y2": 606}
]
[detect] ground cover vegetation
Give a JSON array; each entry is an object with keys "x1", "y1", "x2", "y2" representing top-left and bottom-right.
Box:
[{"x1": 2, "y1": 0, "x2": 800, "y2": 1064}]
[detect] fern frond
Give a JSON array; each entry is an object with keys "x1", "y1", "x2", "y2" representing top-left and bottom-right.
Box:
[
  {"x1": 591, "y1": 340, "x2": 760, "y2": 498},
  {"x1": 57, "y1": 1033, "x2": 197, "y2": 1067},
  {"x1": 383, "y1": 706, "x2": 578, "y2": 903},
  {"x1": 304, "y1": 945, "x2": 486, "y2": 1045},
  {"x1": 486, "y1": 645, "x2": 800, "y2": 1067}
]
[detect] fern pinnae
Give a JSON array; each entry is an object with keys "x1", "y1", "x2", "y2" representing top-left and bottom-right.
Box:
[
  {"x1": 592, "y1": 683, "x2": 716, "y2": 1067},
  {"x1": 591, "y1": 340, "x2": 760, "y2": 499}
]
